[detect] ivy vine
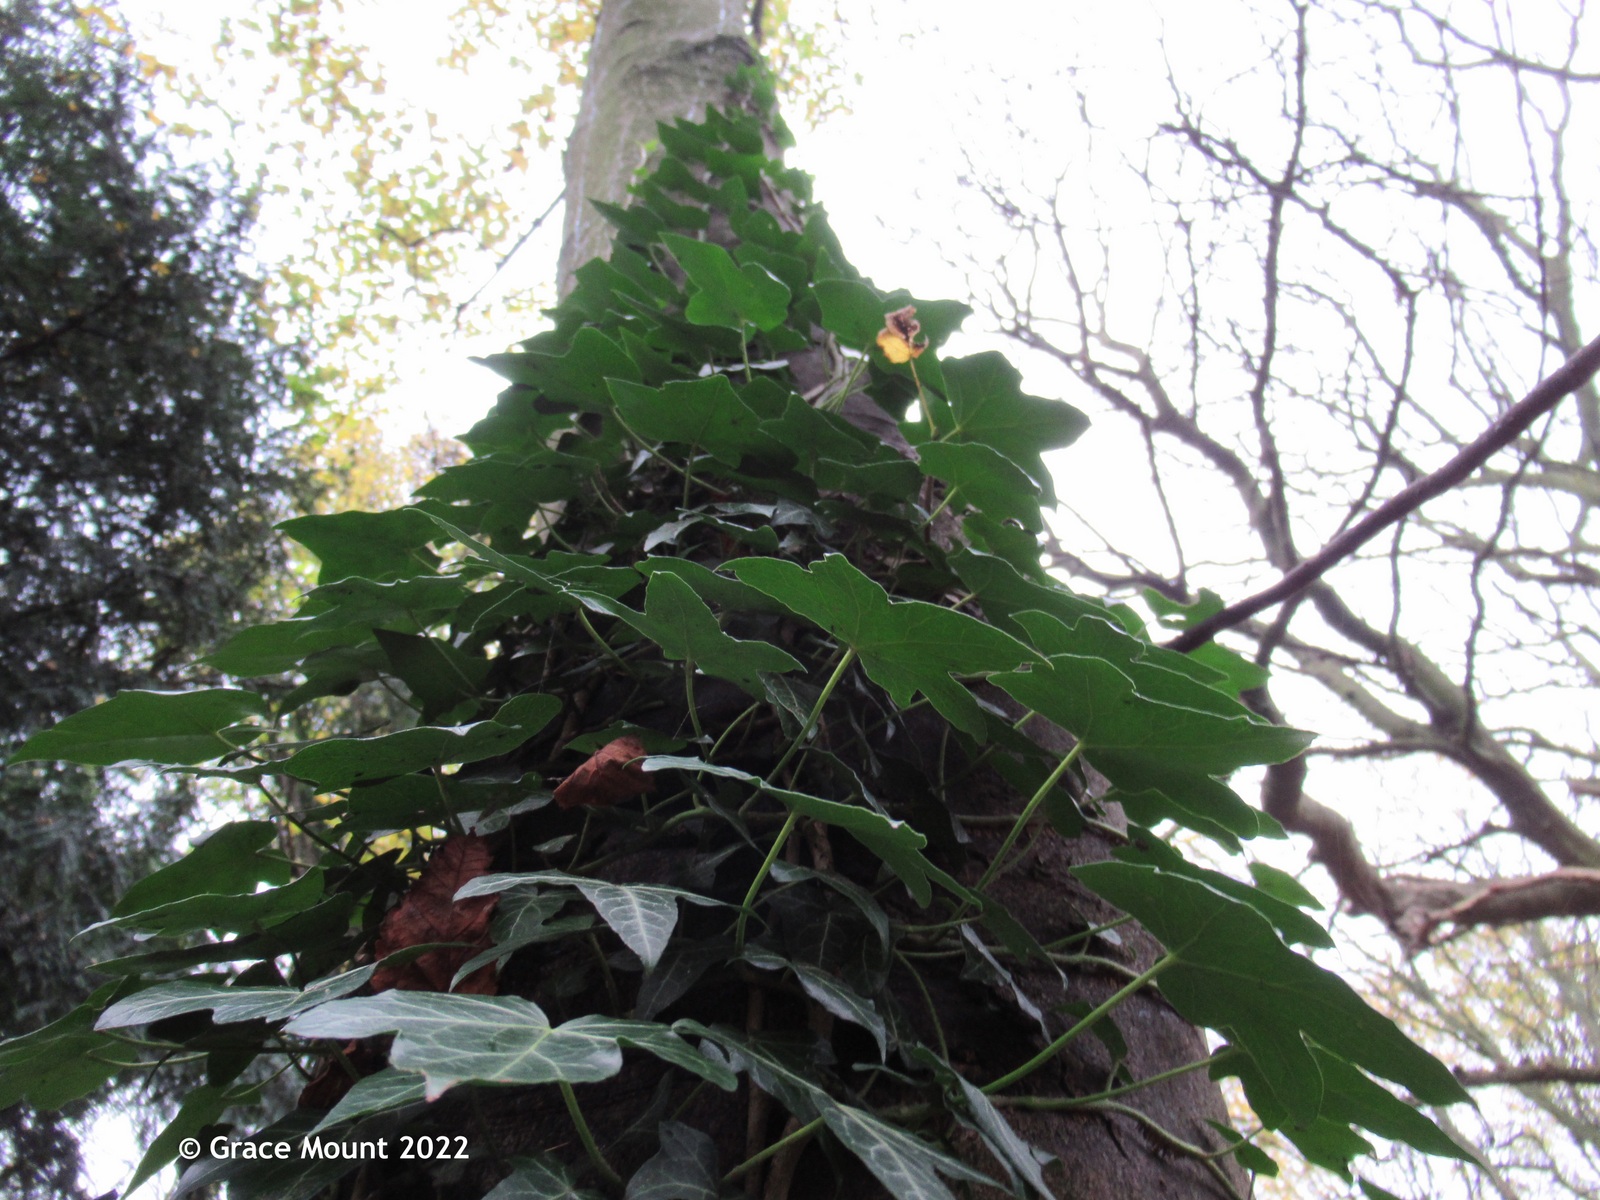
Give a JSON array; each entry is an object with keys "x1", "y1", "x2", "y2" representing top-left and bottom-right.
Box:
[{"x1": 2, "y1": 71, "x2": 1473, "y2": 1200}]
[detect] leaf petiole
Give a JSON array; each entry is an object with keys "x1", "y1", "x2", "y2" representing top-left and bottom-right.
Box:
[
  {"x1": 983, "y1": 954, "x2": 1174, "y2": 1094},
  {"x1": 560, "y1": 1080, "x2": 622, "y2": 1187},
  {"x1": 973, "y1": 740, "x2": 1084, "y2": 895}
]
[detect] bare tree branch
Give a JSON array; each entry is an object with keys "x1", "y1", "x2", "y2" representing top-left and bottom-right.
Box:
[
  {"x1": 1168, "y1": 332, "x2": 1600, "y2": 654},
  {"x1": 1455, "y1": 1064, "x2": 1600, "y2": 1089}
]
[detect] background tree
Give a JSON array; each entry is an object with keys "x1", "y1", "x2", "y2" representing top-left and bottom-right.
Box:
[
  {"x1": 935, "y1": 0, "x2": 1600, "y2": 1192},
  {"x1": 0, "y1": 0, "x2": 309, "y2": 1192},
  {"x1": 117, "y1": 0, "x2": 854, "y2": 412}
]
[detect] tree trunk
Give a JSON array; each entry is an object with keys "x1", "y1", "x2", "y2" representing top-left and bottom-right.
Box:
[{"x1": 557, "y1": 0, "x2": 754, "y2": 295}]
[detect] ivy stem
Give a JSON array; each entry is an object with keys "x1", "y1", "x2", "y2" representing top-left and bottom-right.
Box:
[
  {"x1": 681, "y1": 442, "x2": 698, "y2": 508},
  {"x1": 973, "y1": 741, "x2": 1083, "y2": 895},
  {"x1": 721, "y1": 1113, "x2": 825, "y2": 1184},
  {"x1": 253, "y1": 782, "x2": 360, "y2": 865},
  {"x1": 982, "y1": 954, "x2": 1174, "y2": 1095},
  {"x1": 820, "y1": 352, "x2": 869, "y2": 412},
  {"x1": 734, "y1": 809, "x2": 799, "y2": 952},
  {"x1": 1042, "y1": 914, "x2": 1135, "y2": 952},
  {"x1": 576, "y1": 609, "x2": 629, "y2": 672},
  {"x1": 919, "y1": 490, "x2": 955, "y2": 531},
  {"x1": 560, "y1": 1081, "x2": 622, "y2": 1187},
  {"x1": 998, "y1": 1047, "x2": 1240, "y2": 1110},
  {"x1": 707, "y1": 699, "x2": 762, "y2": 761},
  {"x1": 683, "y1": 658, "x2": 705, "y2": 742},
  {"x1": 896, "y1": 948, "x2": 951, "y2": 1060},
  {"x1": 767, "y1": 646, "x2": 857, "y2": 782}
]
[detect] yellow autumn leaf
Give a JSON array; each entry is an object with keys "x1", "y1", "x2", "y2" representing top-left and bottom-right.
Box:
[
  {"x1": 876, "y1": 306, "x2": 927, "y2": 362},
  {"x1": 876, "y1": 328, "x2": 915, "y2": 364}
]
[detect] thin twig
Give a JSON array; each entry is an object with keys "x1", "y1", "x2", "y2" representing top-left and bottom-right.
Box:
[{"x1": 1169, "y1": 332, "x2": 1600, "y2": 652}]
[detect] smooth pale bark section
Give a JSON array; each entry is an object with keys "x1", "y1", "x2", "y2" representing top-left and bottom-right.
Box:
[{"x1": 557, "y1": 0, "x2": 753, "y2": 295}]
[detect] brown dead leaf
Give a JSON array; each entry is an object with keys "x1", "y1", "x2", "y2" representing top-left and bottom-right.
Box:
[
  {"x1": 553, "y1": 734, "x2": 655, "y2": 809},
  {"x1": 370, "y1": 834, "x2": 500, "y2": 995},
  {"x1": 876, "y1": 305, "x2": 928, "y2": 364}
]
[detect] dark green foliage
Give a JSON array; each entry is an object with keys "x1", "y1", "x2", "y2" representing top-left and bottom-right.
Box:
[
  {"x1": 0, "y1": 0, "x2": 308, "y2": 1193},
  {"x1": 0, "y1": 0, "x2": 301, "y2": 728},
  {"x1": 3, "y1": 74, "x2": 1471, "y2": 1200}
]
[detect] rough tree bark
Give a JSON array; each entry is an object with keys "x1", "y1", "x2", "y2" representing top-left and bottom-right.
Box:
[{"x1": 514, "y1": 3, "x2": 1248, "y2": 1197}]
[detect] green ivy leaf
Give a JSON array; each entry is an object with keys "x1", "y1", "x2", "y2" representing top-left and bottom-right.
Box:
[
  {"x1": 819, "y1": 1097, "x2": 1000, "y2": 1200},
  {"x1": 609, "y1": 376, "x2": 786, "y2": 467},
  {"x1": 1113, "y1": 833, "x2": 1332, "y2": 948},
  {"x1": 949, "y1": 547, "x2": 1138, "y2": 637},
  {"x1": 766, "y1": 785, "x2": 935, "y2": 906},
  {"x1": 1311, "y1": 1048, "x2": 1475, "y2": 1163},
  {"x1": 745, "y1": 948, "x2": 888, "y2": 1060},
  {"x1": 578, "y1": 570, "x2": 802, "y2": 695},
  {"x1": 915, "y1": 440, "x2": 1043, "y2": 531},
  {"x1": 1075, "y1": 863, "x2": 1470, "y2": 1124},
  {"x1": 415, "y1": 456, "x2": 585, "y2": 509},
  {"x1": 458, "y1": 871, "x2": 723, "y2": 971},
  {"x1": 127, "y1": 1083, "x2": 233, "y2": 1196},
  {"x1": 1249, "y1": 863, "x2": 1324, "y2": 911},
  {"x1": 486, "y1": 1155, "x2": 603, "y2": 1200},
  {"x1": 951, "y1": 1072, "x2": 1056, "y2": 1198},
  {"x1": 1205, "y1": 1121, "x2": 1279, "y2": 1177},
  {"x1": 282, "y1": 993, "x2": 617, "y2": 1098},
  {"x1": 576, "y1": 1017, "x2": 738, "y2": 1091},
  {"x1": 111, "y1": 821, "x2": 287, "y2": 918},
  {"x1": 916, "y1": 353, "x2": 1088, "y2": 503},
  {"x1": 812, "y1": 279, "x2": 971, "y2": 359},
  {"x1": 284, "y1": 993, "x2": 732, "y2": 1099},
  {"x1": 636, "y1": 556, "x2": 789, "y2": 615},
  {"x1": 96, "y1": 968, "x2": 374, "y2": 1030},
  {"x1": 91, "y1": 866, "x2": 326, "y2": 936},
  {"x1": 995, "y1": 615, "x2": 1310, "y2": 777},
  {"x1": 374, "y1": 629, "x2": 490, "y2": 719},
  {"x1": 9, "y1": 688, "x2": 270, "y2": 767},
  {"x1": 730, "y1": 553, "x2": 1038, "y2": 738},
  {"x1": 450, "y1": 892, "x2": 590, "y2": 989},
  {"x1": 479, "y1": 326, "x2": 642, "y2": 414},
  {"x1": 206, "y1": 619, "x2": 369, "y2": 678},
  {"x1": 310, "y1": 1068, "x2": 427, "y2": 1132},
  {"x1": 0, "y1": 983, "x2": 132, "y2": 1109},
  {"x1": 768, "y1": 861, "x2": 890, "y2": 950},
  {"x1": 662, "y1": 233, "x2": 791, "y2": 331},
  {"x1": 278, "y1": 508, "x2": 442, "y2": 584},
  {"x1": 624, "y1": 1121, "x2": 719, "y2": 1200},
  {"x1": 1099, "y1": 762, "x2": 1271, "y2": 847},
  {"x1": 280, "y1": 693, "x2": 559, "y2": 790}
]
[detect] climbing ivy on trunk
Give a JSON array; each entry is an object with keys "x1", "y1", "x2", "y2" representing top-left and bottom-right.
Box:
[{"x1": 3, "y1": 73, "x2": 1472, "y2": 1200}]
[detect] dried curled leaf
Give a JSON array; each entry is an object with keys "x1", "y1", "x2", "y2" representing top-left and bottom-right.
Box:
[
  {"x1": 554, "y1": 734, "x2": 655, "y2": 809},
  {"x1": 876, "y1": 305, "x2": 928, "y2": 363},
  {"x1": 370, "y1": 835, "x2": 500, "y2": 995}
]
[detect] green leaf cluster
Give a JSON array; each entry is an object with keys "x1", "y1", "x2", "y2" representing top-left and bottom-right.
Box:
[{"x1": 1, "y1": 79, "x2": 1470, "y2": 1199}]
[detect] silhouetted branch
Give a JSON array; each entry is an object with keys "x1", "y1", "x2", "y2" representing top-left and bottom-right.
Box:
[{"x1": 1168, "y1": 333, "x2": 1600, "y2": 653}]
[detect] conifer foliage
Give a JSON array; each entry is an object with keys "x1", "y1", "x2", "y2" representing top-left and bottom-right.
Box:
[{"x1": 0, "y1": 2, "x2": 304, "y2": 1193}]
